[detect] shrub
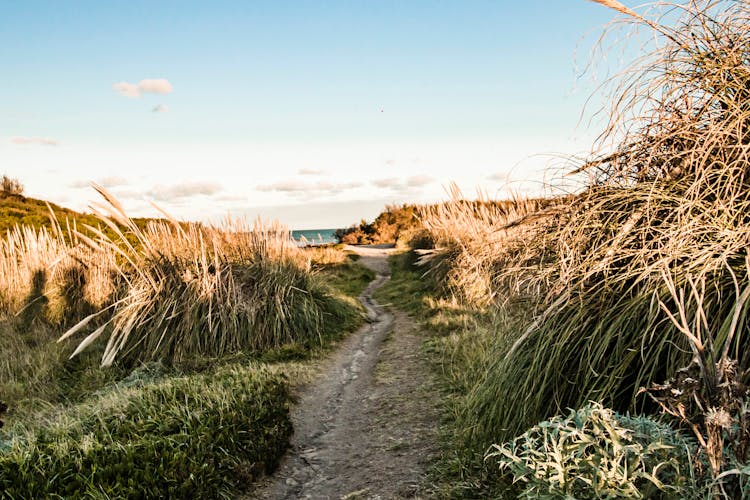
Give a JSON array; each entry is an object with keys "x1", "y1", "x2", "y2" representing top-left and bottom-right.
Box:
[
  {"x1": 335, "y1": 204, "x2": 422, "y2": 245},
  {"x1": 0, "y1": 175, "x2": 23, "y2": 196},
  {"x1": 0, "y1": 364, "x2": 292, "y2": 498},
  {"x1": 487, "y1": 403, "x2": 695, "y2": 499}
]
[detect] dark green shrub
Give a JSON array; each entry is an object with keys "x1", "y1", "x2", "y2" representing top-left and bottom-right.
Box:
[{"x1": 0, "y1": 365, "x2": 292, "y2": 499}]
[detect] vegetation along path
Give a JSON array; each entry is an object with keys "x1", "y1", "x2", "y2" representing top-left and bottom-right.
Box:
[{"x1": 249, "y1": 245, "x2": 440, "y2": 499}]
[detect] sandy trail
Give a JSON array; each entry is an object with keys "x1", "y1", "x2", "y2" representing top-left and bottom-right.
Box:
[{"x1": 247, "y1": 245, "x2": 439, "y2": 500}]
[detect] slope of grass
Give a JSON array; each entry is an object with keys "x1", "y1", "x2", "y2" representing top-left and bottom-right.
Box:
[
  {"x1": 0, "y1": 364, "x2": 292, "y2": 499},
  {"x1": 0, "y1": 190, "x2": 375, "y2": 497},
  {"x1": 0, "y1": 192, "x2": 153, "y2": 238}
]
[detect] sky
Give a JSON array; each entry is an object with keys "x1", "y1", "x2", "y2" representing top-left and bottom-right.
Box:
[{"x1": 0, "y1": 0, "x2": 622, "y2": 229}]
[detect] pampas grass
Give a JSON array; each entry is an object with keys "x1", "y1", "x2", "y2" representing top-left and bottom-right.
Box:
[
  {"x1": 416, "y1": 1, "x2": 750, "y2": 458},
  {"x1": 58, "y1": 185, "x2": 331, "y2": 367}
]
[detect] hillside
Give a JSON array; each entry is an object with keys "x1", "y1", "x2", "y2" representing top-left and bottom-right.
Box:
[{"x1": 0, "y1": 192, "x2": 153, "y2": 237}]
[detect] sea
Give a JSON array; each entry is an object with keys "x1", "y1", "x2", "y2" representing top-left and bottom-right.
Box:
[{"x1": 291, "y1": 228, "x2": 338, "y2": 246}]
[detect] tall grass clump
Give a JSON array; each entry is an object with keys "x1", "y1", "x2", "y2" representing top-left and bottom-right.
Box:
[
  {"x1": 0, "y1": 216, "x2": 121, "y2": 407},
  {"x1": 404, "y1": 2, "x2": 750, "y2": 484},
  {"x1": 417, "y1": 183, "x2": 562, "y2": 305},
  {"x1": 465, "y1": 0, "x2": 750, "y2": 454},
  {"x1": 0, "y1": 221, "x2": 115, "y2": 325},
  {"x1": 60, "y1": 186, "x2": 334, "y2": 367}
]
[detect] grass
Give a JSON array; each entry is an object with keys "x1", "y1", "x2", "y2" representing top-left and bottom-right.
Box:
[
  {"x1": 0, "y1": 190, "x2": 155, "y2": 240},
  {"x1": 0, "y1": 188, "x2": 374, "y2": 497},
  {"x1": 0, "y1": 364, "x2": 292, "y2": 499},
  {"x1": 376, "y1": 2, "x2": 750, "y2": 496}
]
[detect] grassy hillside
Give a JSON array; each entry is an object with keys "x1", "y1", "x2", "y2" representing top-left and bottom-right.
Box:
[{"x1": 0, "y1": 192, "x2": 154, "y2": 237}]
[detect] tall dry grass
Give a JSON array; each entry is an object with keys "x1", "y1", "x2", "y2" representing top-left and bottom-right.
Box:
[
  {"x1": 58, "y1": 186, "x2": 332, "y2": 367},
  {"x1": 417, "y1": 1, "x2": 750, "y2": 474},
  {"x1": 0, "y1": 184, "x2": 340, "y2": 375},
  {"x1": 417, "y1": 183, "x2": 564, "y2": 305},
  {"x1": 0, "y1": 219, "x2": 116, "y2": 326}
]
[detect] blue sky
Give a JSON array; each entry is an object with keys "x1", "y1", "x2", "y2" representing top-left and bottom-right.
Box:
[{"x1": 1, "y1": 1, "x2": 621, "y2": 228}]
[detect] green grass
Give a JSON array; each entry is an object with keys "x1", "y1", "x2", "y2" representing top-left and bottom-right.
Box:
[
  {"x1": 319, "y1": 255, "x2": 375, "y2": 299},
  {"x1": 0, "y1": 364, "x2": 292, "y2": 499},
  {"x1": 373, "y1": 252, "x2": 430, "y2": 316},
  {"x1": 0, "y1": 191, "x2": 154, "y2": 240}
]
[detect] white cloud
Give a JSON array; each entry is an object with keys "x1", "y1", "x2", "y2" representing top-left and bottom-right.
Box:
[
  {"x1": 148, "y1": 181, "x2": 222, "y2": 201},
  {"x1": 152, "y1": 104, "x2": 169, "y2": 113},
  {"x1": 138, "y1": 79, "x2": 173, "y2": 94},
  {"x1": 257, "y1": 180, "x2": 362, "y2": 196},
  {"x1": 488, "y1": 171, "x2": 510, "y2": 181},
  {"x1": 99, "y1": 176, "x2": 129, "y2": 188},
  {"x1": 372, "y1": 174, "x2": 435, "y2": 193},
  {"x1": 113, "y1": 78, "x2": 174, "y2": 98},
  {"x1": 372, "y1": 177, "x2": 400, "y2": 189},
  {"x1": 69, "y1": 176, "x2": 128, "y2": 189},
  {"x1": 10, "y1": 136, "x2": 59, "y2": 146},
  {"x1": 298, "y1": 168, "x2": 324, "y2": 176},
  {"x1": 406, "y1": 174, "x2": 433, "y2": 187},
  {"x1": 112, "y1": 82, "x2": 140, "y2": 98}
]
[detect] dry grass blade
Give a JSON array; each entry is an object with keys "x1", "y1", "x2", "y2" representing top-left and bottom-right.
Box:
[{"x1": 589, "y1": 0, "x2": 643, "y2": 20}]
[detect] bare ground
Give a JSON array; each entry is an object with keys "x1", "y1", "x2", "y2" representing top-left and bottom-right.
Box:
[{"x1": 247, "y1": 245, "x2": 440, "y2": 500}]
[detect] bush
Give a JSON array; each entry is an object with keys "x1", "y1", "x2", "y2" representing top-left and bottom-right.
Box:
[
  {"x1": 487, "y1": 403, "x2": 696, "y2": 499},
  {"x1": 0, "y1": 364, "x2": 292, "y2": 498},
  {"x1": 336, "y1": 204, "x2": 422, "y2": 245},
  {"x1": 0, "y1": 175, "x2": 23, "y2": 196}
]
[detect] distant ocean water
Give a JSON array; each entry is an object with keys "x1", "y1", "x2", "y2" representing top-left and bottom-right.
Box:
[{"x1": 292, "y1": 228, "x2": 338, "y2": 245}]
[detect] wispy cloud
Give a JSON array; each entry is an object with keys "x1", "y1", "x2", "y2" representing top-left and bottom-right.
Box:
[
  {"x1": 112, "y1": 82, "x2": 140, "y2": 98},
  {"x1": 69, "y1": 176, "x2": 129, "y2": 189},
  {"x1": 113, "y1": 78, "x2": 174, "y2": 98},
  {"x1": 488, "y1": 171, "x2": 510, "y2": 181},
  {"x1": 372, "y1": 177, "x2": 400, "y2": 189},
  {"x1": 372, "y1": 174, "x2": 435, "y2": 191},
  {"x1": 152, "y1": 104, "x2": 169, "y2": 113},
  {"x1": 10, "y1": 136, "x2": 59, "y2": 146},
  {"x1": 257, "y1": 180, "x2": 362, "y2": 196},
  {"x1": 298, "y1": 168, "x2": 324, "y2": 176},
  {"x1": 100, "y1": 176, "x2": 129, "y2": 188},
  {"x1": 406, "y1": 174, "x2": 433, "y2": 187},
  {"x1": 148, "y1": 181, "x2": 222, "y2": 201}
]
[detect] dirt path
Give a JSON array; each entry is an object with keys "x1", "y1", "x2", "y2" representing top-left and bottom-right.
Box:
[{"x1": 248, "y1": 245, "x2": 440, "y2": 500}]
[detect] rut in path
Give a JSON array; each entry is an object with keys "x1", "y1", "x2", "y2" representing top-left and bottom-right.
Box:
[{"x1": 248, "y1": 246, "x2": 440, "y2": 500}]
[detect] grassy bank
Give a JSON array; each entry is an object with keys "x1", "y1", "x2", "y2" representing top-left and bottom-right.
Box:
[
  {"x1": 0, "y1": 189, "x2": 372, "y2": 498},
  {"x1": 380, "y1": 1, "x2": 750, "y2": 497}
]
